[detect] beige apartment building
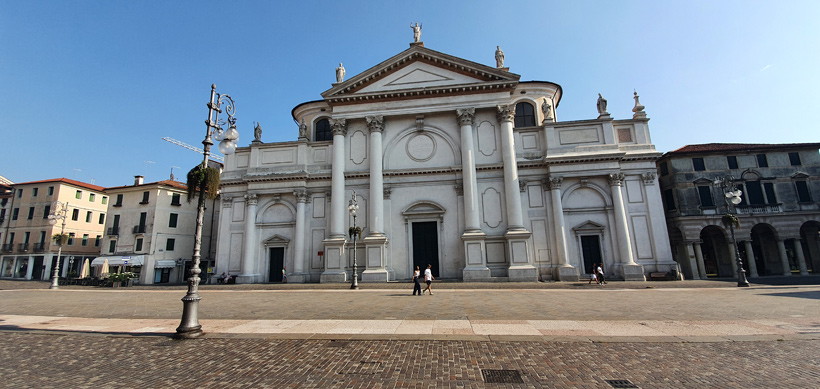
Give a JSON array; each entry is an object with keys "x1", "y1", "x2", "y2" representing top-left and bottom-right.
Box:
[
  {"x1": 1, "y1": 178, "x2": 108, "y2": 280},
  {"x1": 99, "y1": 176, "x2": 219, "y2": 285}
]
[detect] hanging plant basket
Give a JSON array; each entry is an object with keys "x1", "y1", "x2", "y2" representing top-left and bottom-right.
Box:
[
  {"x1": 186, "y1": 163, "x2": 220, "y2": 202},
  {"x1": 52, "y1": 233, "x2": 69, "y2": 246},
  {"x1": 721, "y1": 213, "x2": 740, "y2": 228}
]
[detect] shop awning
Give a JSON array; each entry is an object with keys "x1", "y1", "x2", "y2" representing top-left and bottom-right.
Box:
[
  {"x1": 91, "y1": 255, "x2": 144, "y2": 267},
  {"x1": 155, "y1": 260, "x2": 177, "y2": 268}
]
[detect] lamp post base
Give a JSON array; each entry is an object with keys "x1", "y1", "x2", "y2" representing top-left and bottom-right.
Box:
[
  {"x1": 737, "y1": 269, "x2": 750, "y2": 287},
  {"x1": 174, "y1": 295, "x2": 203, "y2": 339}
]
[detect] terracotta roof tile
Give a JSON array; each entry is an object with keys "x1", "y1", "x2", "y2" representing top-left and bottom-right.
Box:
[
  {"x1": 666, "y1": 142, "x2": 820, "y2": 155},
  {"x1": 11, "y1": 178, "x2": 106, "y2": 192}
]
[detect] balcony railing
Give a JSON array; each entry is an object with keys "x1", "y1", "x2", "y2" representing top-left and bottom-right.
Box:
[
  {"x1": 133, "y1": 225, "x2": 147, "y2": 234},
  {"x1": 33, "y1": 242, "x2": 45, "y2": 252},
  {"x1": 736, "y1": 204, "x2": 782, "y2": 215},
  {"x1": 17, "y1": 243, "x2": 29, "y2": 252},
  {"x1": 1, "y1": 244, "x2": 12, "y2": 252},
  {"x1": 108, "y1": 227, "x2": 120, "y2": 236}
]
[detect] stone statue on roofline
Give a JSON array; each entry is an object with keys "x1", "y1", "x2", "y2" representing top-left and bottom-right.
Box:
[
  {"x1": 298, "y1": 119, "x2": 308, "y2": 140},
  {"x1": 335, "y1": 63, "x2": 345, "y2": 83},
  {"x1": 253, "y1": 122, "x2": 262, "y2": 142},
  {"x1": 596, "y1": 93, "x2": 609, "y2": 118},
  {"x1": 411, "y1": 22, "x2": 422, "y2": 43},
  {"x1": 542, "y1": 97, "x2": 553, "y2": 123},
  {"x1": 495, "y1": 46, "x2": 505, "y2": 68}
]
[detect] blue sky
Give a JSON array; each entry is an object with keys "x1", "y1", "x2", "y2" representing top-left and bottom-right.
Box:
[{"x1": 2, "y1": 0, "x2": 818, "y2": 188}]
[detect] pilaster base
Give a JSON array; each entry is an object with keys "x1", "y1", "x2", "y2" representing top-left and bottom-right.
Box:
[
  {"x1": 621, "y1": 264, "x2": 647, "y2": 281},
  {"x1": 287, "y1": 274, "x2": 306, "y2": 283},
  {"x1": 556, "y1": 265, "x2": 580, "y2": 282},
  {"x1": 360, "y1": 269, "x2": 389, "y2": 282},
  {"x1": 320, "y1": 272, "x2": 347, "y2": 283},
  {"x1": 507, "y1": 265, "x2": 538, "y2": 282},
  {"x1": 462, "y1": 267, "x2": 491, "y2": 281},
  {"x1": 321, "y1": 237, "x2": 348, "y2": 283},
  {"x1": 236, "y1": 274, "x2": 261, "y2": 284}
]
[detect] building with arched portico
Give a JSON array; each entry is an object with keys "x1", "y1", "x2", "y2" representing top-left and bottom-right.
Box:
[
  {"x1": 658, "y1": 143, "x2": 820, "y2": 279},
  {"x1": 215, "y1": 41, "x2": 674, "y2": 283}
]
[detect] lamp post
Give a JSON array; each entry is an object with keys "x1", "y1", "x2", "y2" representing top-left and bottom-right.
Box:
[
  {"x1": 714, "y1": 176, "x2": 750, "y2": 287},
  {"x1": 47, "y1": 201, "x2": 68, "y2": 289},
  {"x1": 175, "y1": 84, "x2": 239, "y2": 339},
  {"x1": 348, "y1": 191, "x2": 360, "y2": 290}
]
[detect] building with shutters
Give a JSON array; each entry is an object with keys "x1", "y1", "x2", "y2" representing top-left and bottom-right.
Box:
[{"x1": 658, "y1": 143, "x2": 820, "y2": 279}]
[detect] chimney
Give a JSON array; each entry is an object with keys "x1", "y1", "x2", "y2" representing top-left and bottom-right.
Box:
[{"x1": 134, "y1": 175, "x2": 144, "y2": 186}]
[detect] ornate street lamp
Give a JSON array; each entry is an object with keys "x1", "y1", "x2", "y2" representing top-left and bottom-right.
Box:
[
  {"x1": 348, "y1": 191, "x2": 360, "y2": 290},
  {"x1": 175, "y1": 84, "x2": 239, "y2": 339},
  {"x1": 714, "y1": 176, "x2": 750, "y2": 287},
  {"x1": 47, "y1": 201, "x2": 69, "y2": 289}
]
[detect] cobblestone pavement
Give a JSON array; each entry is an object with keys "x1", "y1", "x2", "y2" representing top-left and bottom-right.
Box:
[{"x1": 0, "y1": 332, "x2": 818, "y2": 388}]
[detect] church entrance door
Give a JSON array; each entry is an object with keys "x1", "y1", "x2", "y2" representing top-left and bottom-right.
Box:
[
  {"x1": 269, "y1": 247, "x2": 284, "y2": 282},
  {"x1": 412, "y1": 221, "x2": 439, "y2": 278},
  {"x1": 581, "y1": 235, "x2": 602, "y2": 274}
]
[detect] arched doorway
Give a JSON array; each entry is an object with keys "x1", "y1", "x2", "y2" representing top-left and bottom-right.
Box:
[
  {"x1": 750, "y1": 224, "x2": 780, "y2": 276},
  {"x1": 800, "y1": 221, "x2": 820, "y2": 273},
  {"x1": 700, "y1": 226, "x2": 733, "y2": 277}
]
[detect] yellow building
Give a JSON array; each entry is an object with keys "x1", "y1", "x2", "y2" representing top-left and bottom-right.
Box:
[{"x1": 1, "y1": 178, "x2": 108, "y2": 280}]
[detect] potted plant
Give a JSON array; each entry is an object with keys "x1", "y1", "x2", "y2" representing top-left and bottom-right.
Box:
[{"x1": 52, "y1": 233, "x2": 69, "y2": 246}]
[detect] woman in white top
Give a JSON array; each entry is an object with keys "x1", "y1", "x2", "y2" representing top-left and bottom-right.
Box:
[
  {"x1": 423, "y1": 264, "x2": 434, "y2": 295},
  {"x1": 412, "y1": 266, "x2": 422, "y2": 296}
]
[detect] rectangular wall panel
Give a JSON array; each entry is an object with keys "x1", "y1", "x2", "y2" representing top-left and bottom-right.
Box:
[
  {"x1": 229, "y1": 232, "x2": 243, "y2": 272},
  {"x1": 625, "y1": 179, "x2": 644, "y2": 203},
  {"x1": 486, "y1": 242, "x2": 506, "y2": 264},
  {"x1": 311, "y1": 229, "x2": 325, "y2": 270},
  {"x1": 313, "y1": 196, "x2": 325, "y2": 218},
  {"x1": 630, "y1": 215, "x2": 653, "y2": 259}
]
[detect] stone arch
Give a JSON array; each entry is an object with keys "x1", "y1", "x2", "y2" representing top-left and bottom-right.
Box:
[
  {"x1": 750, "y1": 223, "x2": 781, "y2": 276},
  {"x1": 383, "y1": 125, "x2": 460, "y2": 170},
  {"x1": 257, "y1": 199, "x2": 296, "y2": 224},
  {"x1": 700, "y1": 225, "x2": 733, "y2": 277},
  {"x1": 799, "y1": 221, "x2": 820, "y2": 273},
  {"x1": 562, "y1": 182, "x2": 612, "y2": 210}
]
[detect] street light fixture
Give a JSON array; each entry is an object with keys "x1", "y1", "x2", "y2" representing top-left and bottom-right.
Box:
[
  {"x1": 714, "y1": 176, "x2": 750, "y2": 287},
  {"x1": 47, "y1": 201, "x2": 69, "y2": 289},
  {"x1": 348, "y1": 191, "x2": 360, "y2": 290},
  {"x1": 175, "y1": 84, "x2": 239, "y2": 339}
]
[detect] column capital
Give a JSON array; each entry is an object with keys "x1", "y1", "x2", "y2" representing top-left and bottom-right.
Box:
[
  {"x1": 383, "y1": 187, "x2": 392, "y2": 199},
  {"x1": 642, "y1": 172, "x2": 656, "y2": 185},
  {"x1": 365, "y1": 115, "x2": 384, "y2": 133},
  {"x1": 294, "y1": 189, "x2": 308, "y2": 203},
  {"x1": 456, "y1": 108, "x2": 475, "y2": 126},
  {"x1": 454, "y1": 183, "x2": 464, "y2": 196},
  {"x1": 519, "y1": 180, "x2": 527, "y2": 192},
  {"x1": 244, "y1": 193, "x2": 258, "y2": 205},
  {"x1": 330, "y1": 118, "x2": 347, "y2": 136},
  {"x1": 496, "y1": 104, "x2": 516, "y2": 123},
  {"x1": 545, "y1": 175, "x2": 563, "y2": 190},
  {"x1": 221, "y1": 196, "x2": 233, "y2": 208},
  {"x1": 608, "y1": 173, "x2": 625, "y2": 186}
]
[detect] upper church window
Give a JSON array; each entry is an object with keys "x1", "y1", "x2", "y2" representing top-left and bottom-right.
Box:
[
  {"x1": 514, "y1": 103, "x2": 536, "y2": 127},
  {"x1": 314, "y1": 118, "x2": 332, "y2": 141}
]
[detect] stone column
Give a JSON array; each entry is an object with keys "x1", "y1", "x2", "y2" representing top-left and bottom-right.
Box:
[
  {"x1": 683, "y1": 242, "x2": 700, "y2": 280},
  {"x1": 497, "y1": 105, "x2": 535, "y2": 282},
  {"x1": 547, "y1": 175, "x2": 578, "y2": 281},
  {"x1": 743, "y1": 240, "x2": 759, "y2": 278},
  {"x1": 609, "y1": 173, "x2": 645, "y2": 280},
  {"x1": 777, "y1": 239, "x2": 791, "y2": 276},
  {"x1": 458, "y1": 108, "x2": 489, "y2": 281},
  {"x1": 321, "y1": 118, "x2": 349, "y2": 283},
  {"x1": 693, "y1": 241, "x2": 707, "y2": 279},
  {"x1": 239, "y1": 194, "x2": 260, "y2": 283},
  {"x1": 497, "y1": 105, "x2": 526, "y2": 231},
  {"x1": 290, "y1": 190, "x2": 307, "y2": 283},
  {"x1": 794, "y1": 238, "x2": 809, "y2": 275},
  {"x1": 362, "y1": 116, "x2": 388, "y2": 282},
  {"x1": 728, "y1": 242, "x2": 739, "y2": 274}
]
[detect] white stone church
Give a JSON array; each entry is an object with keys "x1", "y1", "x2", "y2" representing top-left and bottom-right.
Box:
[{"x1": 216, "y1": 39, "x2": 674, "y2": 283}]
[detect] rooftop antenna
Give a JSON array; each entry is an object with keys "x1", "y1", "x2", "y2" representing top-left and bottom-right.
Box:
[
  {"x1": 72, "y1": 168, "x2": 82, "y2": 180},
  {"x1": 162, "y1": 137, "x2": 224, "y2": 162}
]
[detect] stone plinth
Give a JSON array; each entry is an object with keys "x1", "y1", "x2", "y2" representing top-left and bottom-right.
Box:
[
  {"x1": 556, "y1": 266, "x2": 580, "y2": 282},
  {"x1": 622, "y1": 264, "x2": 647, "y2": 281}
]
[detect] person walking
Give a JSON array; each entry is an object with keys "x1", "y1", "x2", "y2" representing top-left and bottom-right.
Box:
[
  {"x1": 588, "y1": 264, "x2": 599, "y2": 285},
  {"x1": 412, "y1": 266, "x2": 422, "y2": 296},
  {"x1": 422, "y1": 264, "x2": 434, "y2": 295},
  {"x1": 596, "y1": 263, "x2": 607, "y2": 285}
]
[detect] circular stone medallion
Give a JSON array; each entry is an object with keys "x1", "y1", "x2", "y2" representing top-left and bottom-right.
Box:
[{"x1": 406, "y1": 133, "x2": 436, "y2": 162}]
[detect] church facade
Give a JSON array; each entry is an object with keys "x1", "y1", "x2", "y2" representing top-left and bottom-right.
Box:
[{"x1": 216, "y1": 41, "x2": 674, "y2": 283}]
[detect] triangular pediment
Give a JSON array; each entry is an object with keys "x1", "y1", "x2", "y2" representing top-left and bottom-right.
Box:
[
  {"x1": 263, "y1": 234, "x2": 290, "y2": 246},
  {"x1": 572, "y1": 221, "x2": 605, "y2": 232},
  {"x1": 322, "y1": 45, "x2": 519, "y2": 105}
]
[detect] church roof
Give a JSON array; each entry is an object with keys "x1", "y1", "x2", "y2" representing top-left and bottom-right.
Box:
[{"x1": 321, "y1": 44, "x2": 526, "y2": 106}]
